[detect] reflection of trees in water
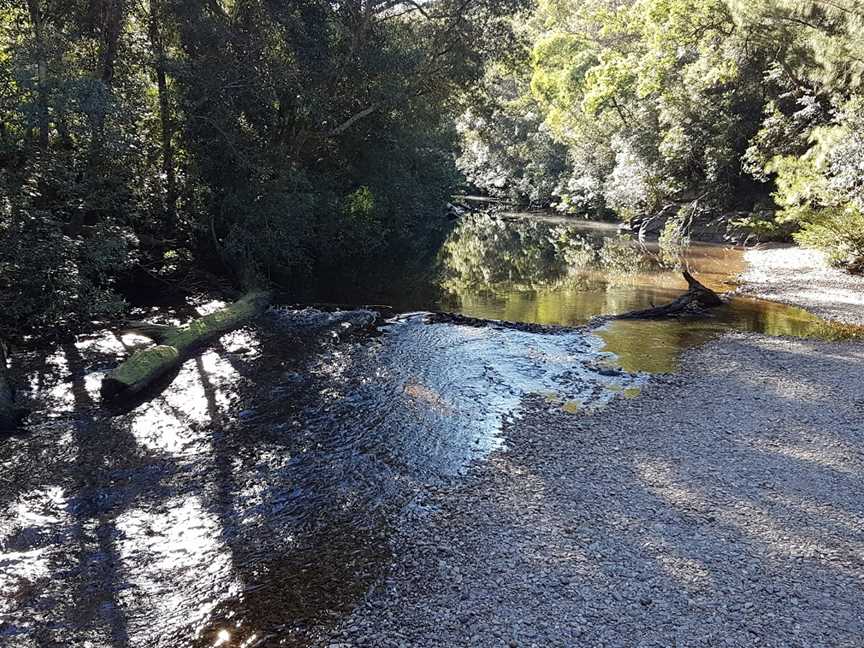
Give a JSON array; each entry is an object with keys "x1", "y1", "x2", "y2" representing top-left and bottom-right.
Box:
[{"x1": 439, "y1": 215, "x2": 662, "y2": 298}]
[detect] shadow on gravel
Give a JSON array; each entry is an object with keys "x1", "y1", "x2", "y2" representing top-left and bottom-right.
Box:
[{"x1": 332, "y1": 336, "x2": 864, "y2": 647}]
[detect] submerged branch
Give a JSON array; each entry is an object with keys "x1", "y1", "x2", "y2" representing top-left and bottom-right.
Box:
[{"x1": 610, "y1": 271, "x2": 724, "y2": 320}]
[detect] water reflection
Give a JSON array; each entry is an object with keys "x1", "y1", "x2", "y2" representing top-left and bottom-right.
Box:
[
  {"x1": 598, "y1": 297, "x2": 859, "y2": 373},
  {"x1": 436, "y1": 213, "x2": 742, "y2": 322},
  {"x1": 435, "y1": 214, "x2": 861, "y2": 372}
]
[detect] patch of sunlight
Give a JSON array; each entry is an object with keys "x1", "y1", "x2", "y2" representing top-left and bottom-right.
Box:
[
  {"x1": 562, "y1": 400, "x2": 582, "y2": 414},
  {"x1": 0, "y1": 547, "x2": 53, "y2": 590},
  {"x1": 637, "y1": 457, "x2": 864, "y2": 580},
  {"x1": 129, "y1": 401, "x2": 194, "y2": 455},
  {"x1": 116, "y1": 496, "x2": 238, "y2": 638},
  {"x1": 0, "y1": 486, "x2": 69, "y2": 597},
  {"x1": 199, "y1": 350, "x2": 240, "y2": 411},
  {"x1": 195, "y1": 300, "x2": 228, "y2": 316},
  {"x1": 749, "y1": 439, "x2": 858, "y2": 476},
  {"x1": 84, "y1": 370, "x2": 103, "y2": 402},
  {"x1": 636, "y1": 459, "x2": 707, "y2": 510},
  {"x1": 653, "y1": 551, "x2": 713, "y2": 590},
  {"x1": 41, "y1": 349, "x2": 73, "y2": 413},
  {"x1": 213, "y1": 628, "x2": 231, "y2": 647},
  {"x1": 118, "y1": 332, "x2": 155, "y2": 348},
  {"x1": 76, "y1": 332, "x2": 127, "y2": 355},
  {"x1": 11, "y1": 486, "x2": 66, "y2": 526},
  {"x1": 131, "y1": 350, "x2": 241, "y2": 453},
  {"x1": 220, "y1": 328, "x2": 262, "y2": 358}
]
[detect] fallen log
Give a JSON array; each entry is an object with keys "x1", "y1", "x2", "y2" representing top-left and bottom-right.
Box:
[
  {"x1": 101, "y1": 291, "x2": 270, "y2": 399},
  {"x1": 612, "y1": 271, "x2": 724, "y2": 320}
]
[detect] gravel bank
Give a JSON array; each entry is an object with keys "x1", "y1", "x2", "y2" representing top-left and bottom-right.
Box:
[
  {"x1": 320, "y1": 336, "x2": 864, "y2": 647},
  {"x1": 316, "y1": 247, "x2": 864, "y2": 648},
  {"x1": 742, "y1": 246, "x2": 864, "y2": 325}
]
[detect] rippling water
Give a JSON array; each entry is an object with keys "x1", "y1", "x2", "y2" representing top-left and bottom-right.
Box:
[
  {"x1": 2, "y1": 214, "x2": 858, "y2": 647},
  {"x1": 0, "y1": 305, "x2": 643, "y2": 647}
]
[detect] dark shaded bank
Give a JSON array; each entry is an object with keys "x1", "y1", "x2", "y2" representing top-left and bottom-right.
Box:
[{"x1": 317, "y1": 333, "x2": 864, "y2": 648}]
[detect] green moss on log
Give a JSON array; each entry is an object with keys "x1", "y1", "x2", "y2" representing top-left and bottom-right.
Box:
[
  {"x1": 102, "y1": 345, "x2": 179, "y2": 397},
  {"x1": 163, "y1": 292, "x2": 269, "y2": 351},
  {"x1": 101, "y1": 291, "x2": 270, "y2": 399}
]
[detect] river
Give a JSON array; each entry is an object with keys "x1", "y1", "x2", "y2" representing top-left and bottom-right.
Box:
[{"x1": 0, "y1": 213, "x2": 855, "y2": 647}]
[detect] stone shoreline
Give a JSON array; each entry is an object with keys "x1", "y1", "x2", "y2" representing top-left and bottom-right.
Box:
[{"x1": 316, "y1": 246, "x2": 864, "y2": 648}]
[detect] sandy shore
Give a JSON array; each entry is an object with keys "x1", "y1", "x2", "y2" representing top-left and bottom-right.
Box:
[{"x1": 317, "y1": 246, "x2": 864, "y2": 648}]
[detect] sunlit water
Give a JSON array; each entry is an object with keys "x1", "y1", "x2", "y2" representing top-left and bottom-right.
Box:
[
  {"x1": 1, "y1": 213, "x2": 858, "y2": 647},
  {"x1": 377, "y1": 213, "x2": 860, "y2": 372},
  {"x1": 0, "y1": 307, "x2": 640, "y2": 646}
]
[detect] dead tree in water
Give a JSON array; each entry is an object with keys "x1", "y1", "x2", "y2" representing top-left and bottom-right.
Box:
[{"x1": 612, "y1": 271, "x2": 724, "y2": 320}]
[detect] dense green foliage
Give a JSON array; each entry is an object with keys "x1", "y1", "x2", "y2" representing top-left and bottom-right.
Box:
[
  {"x1": 4, "y1": 0, "x2": 864, "y2": 343},
  {"x1": 458, "y1": 0, "x2": 864, "y2": 266},
  {"x1": 0, "y1": 0, "x2": 523, "y2": 341}
]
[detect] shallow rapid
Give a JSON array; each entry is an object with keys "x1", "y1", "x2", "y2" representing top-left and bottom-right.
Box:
[{"x1": 0, "y1": 305, "x2": 641, "y2": 647}]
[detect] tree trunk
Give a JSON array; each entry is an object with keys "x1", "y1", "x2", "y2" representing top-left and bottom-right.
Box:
[
  {"x1": 99, "y1": 0, "x2": 125, "y2": 87},
  {"x1": 87, "y1": 0, "x2": 124, "y2": 151},
  {"x1": 25, "y1": 0, "x2": 49, "y2": 149},
  {"x1": 148, "y1": 0, "x2": 177, "y2": 220},
  {"x1": 101, "y1": 292, "x2": 270, "y2": 399},
  {"x1": 0, "y1": 341, "x2": 24, "y2": 431},
  {"x1": 612, "y1": 271, "x2": 724, "y2": 320}
]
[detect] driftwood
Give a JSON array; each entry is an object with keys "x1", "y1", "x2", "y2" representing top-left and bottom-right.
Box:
[
  {"x1": 101, "y1": 291, "x2": 270, "y2": 399},
  {"x1": 612, "y1": 271, "x2": 724, "y2": 320}
]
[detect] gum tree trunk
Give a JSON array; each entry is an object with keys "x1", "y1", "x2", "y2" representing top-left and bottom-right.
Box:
[
  {"x1": 25, "y1": 0, "x2": 49, "y2": 149},
  {"x1": 148, "y1": 0, "x2": 177, "y2": 220}
]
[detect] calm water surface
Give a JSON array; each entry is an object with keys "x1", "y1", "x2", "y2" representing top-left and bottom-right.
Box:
[{"x1": 1, "y1": 213, "x2": 856, "y2": 647}]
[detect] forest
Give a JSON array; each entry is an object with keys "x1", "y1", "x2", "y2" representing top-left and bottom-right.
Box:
[
  {"x1": 3, "y1": 2, "x2": 864, "y2": 647},
  {"x1": 2, "y1": 0, "x2": 864, "y2": 346}
]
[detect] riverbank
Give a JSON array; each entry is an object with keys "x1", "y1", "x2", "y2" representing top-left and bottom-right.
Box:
[
  {"x1": 742, "y1": 246, "x2": 864, "y2": 325},
  {"x1": 317, "y1": 248, "x2": 864, "y2": 648}
]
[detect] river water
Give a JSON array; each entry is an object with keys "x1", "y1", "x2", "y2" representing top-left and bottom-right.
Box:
[{"x1": 0, "y1": 214, "x2": 856, "y2": 647}]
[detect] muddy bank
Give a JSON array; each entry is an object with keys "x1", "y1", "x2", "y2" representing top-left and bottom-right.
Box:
[{"x1": 742, "y1": 246, "x2": 864, "y2": 326}]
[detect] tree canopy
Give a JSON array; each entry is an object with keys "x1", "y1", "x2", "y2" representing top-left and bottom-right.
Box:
[
  {"x1": 0, "y1": 0, "x2": 525, "y2": 341},
  {"x1": 3, "y1": 0, "x2": 864, "y2": 343},
  {"x1": 459, "y1": 0, "x2": 864, "y2": 267}
]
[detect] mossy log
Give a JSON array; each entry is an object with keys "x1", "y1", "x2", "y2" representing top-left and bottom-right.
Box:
[
  {"x1": 101, "y1": 291, "x2": 270, "y2": 399},
  {"x1": 612, "y1": 271, "x2": 724, "y2": 320}
]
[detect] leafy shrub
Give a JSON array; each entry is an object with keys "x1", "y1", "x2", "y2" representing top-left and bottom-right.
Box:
[
  {"x1": 0, "y1": 211, "x2": 131, "y2": 338},
  {"x1": 793, "y1": 207, "x2": 864, "y2": 268}
]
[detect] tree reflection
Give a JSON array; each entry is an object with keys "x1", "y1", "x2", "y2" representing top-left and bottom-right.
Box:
[{"x1": 438, "y1": 215, "x2": 668, "y2": 323}]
